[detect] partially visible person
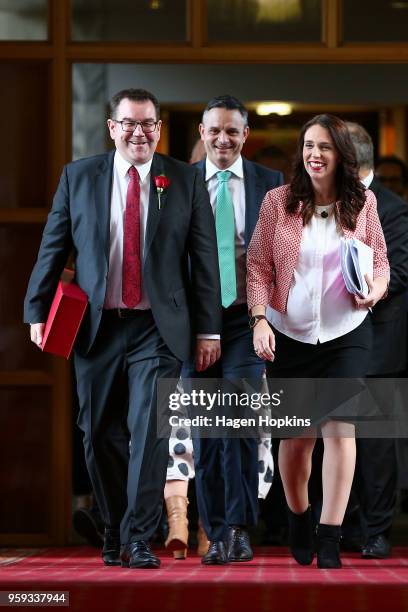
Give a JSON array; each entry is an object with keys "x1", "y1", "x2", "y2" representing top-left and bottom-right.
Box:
[
  {"x1": 162, "y1": 137, "x2": 207, "y2": 560},
  {"x1": 163, "y1": 377, "x2": 208, "y2": 560},
  {"x1": 347, "y1": 123, "x2": 408, "y2": 559},
  {"x1": 186, "y1": 94, "x2": 283, "y2": 566},
  {"x1": 247, "y1": 114, "x2": 389, "y2": 569},
  {"x1": 376, "y1": 155, "x2": 408, "y2": 200},
  {"x1": 189, "y1": 138, "x2": 206, "y2": 164},
  {"x1": 164, "y1": 377, "x2": 274, "y2": 559},
  {"x1": 252, "y1": 145, "x2": 291, "y2": 181},
  {"x1": 71, "y1": 365, "x2": 104, "y2": 547},
  {"x1": 24, "y1": 88, "x2": 222, "y2": 570}
]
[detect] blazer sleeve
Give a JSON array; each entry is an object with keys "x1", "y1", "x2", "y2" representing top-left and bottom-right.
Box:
[
  {"x1": 365, "y1": 190, "x2": 390, "y2": 282},
  {"x1": 23, "y1": 166, "x2": 73, "y2": 323},
  {"x1": 379, "y1": 194, "x2": 408, "y2": 296},
  {"x1": 187, "y1": 167, "x2": 222, "y2": 335},
  {"x1": 247, "y1": 189, "x2": 278, "y2": 310}
]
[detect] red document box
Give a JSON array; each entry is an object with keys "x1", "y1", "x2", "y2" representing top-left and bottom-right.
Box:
[{"x1": 42, "y1": 278, "x2": 88, "y2": 359}]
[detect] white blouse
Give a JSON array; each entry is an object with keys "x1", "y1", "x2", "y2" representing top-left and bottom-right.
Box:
[{"x1": 267, "y1": 204, "x2": 367, "y2": 344}]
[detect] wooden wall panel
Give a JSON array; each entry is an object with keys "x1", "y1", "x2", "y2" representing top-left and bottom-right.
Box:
[
  {"x1": 0, "y1": 387, "x2": 51, "y2": 534},
  {"x1": 0, "y1": 224, "x2": 52, "y2": 372},
  {"x1": 0, "y1": 63, "x2": 49, "y2": 209}
]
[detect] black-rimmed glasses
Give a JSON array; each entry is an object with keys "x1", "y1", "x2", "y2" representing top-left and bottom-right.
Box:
[{"x1": 112, "y1": 119, "x2": 159, "y2": 133}]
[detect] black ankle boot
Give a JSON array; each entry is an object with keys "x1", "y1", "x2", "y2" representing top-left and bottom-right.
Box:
[
  {"x1": 287, "y1": 506, "x2": 314, "y2": 565},
  {"x1": 316, "y1": 524, "x2": 342, "y2": 569}
]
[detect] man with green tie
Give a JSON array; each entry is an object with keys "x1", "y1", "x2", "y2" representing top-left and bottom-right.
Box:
[{"x1": 187, "y1": 95, "x2": 284, "y2": 564}]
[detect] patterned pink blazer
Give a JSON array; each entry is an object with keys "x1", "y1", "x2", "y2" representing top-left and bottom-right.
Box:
[{"x1": 247, "y1": 184, "x2": 390, "y2": 313}]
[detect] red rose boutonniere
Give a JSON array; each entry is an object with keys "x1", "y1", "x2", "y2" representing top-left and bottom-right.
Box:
[{"x1": 154, "y1": 174, "x2": 171, "y2": 210}]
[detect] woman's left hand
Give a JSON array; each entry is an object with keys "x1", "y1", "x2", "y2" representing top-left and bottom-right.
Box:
[{"x1": 355, "y1": 274, "x2": 388, "y2": 309}]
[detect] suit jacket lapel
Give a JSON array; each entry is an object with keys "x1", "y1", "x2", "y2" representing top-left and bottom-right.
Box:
[
  {"x1": 368, "y1": 177, "x2": 380, "y2": 197},
  {"x1": 367, "y1": 177, "x2": 385, "y2": 212},
  {"x1": 144, "y1": 153, "x2": 165, "y2": 260},
  {"x1": 94, "y1": 150, "x2": 115, "y2": 265},
  {"x1": 243, "y1": 158, "x2": 263, "y2": 249}
]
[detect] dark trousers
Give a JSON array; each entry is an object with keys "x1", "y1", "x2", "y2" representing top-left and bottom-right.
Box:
[
  {"x1": 184, "y1": 304, "x2": 264, "y2": 541},
  {"x1": 354, "y1": 437, "x2": 397, "y2": 539},
  {"x1": 74, "y1": 310, "x2": 181, "y2": 545},
  {"x1": 351, "y1": 367, "x2": 399, "y2": 540},
  {"x1": 71, "y1": 365, "x2": 92, "y2": 496}
]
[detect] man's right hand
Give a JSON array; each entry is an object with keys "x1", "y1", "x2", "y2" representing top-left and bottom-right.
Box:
[
  {"x1": 30, "y1": 323, "x2": 45, "y2": 348},
  {"x1": 195, "y1": 339, "x2": 221, "y2": 372}
]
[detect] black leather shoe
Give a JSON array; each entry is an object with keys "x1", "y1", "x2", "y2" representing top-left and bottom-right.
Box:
[
  {"x1": 102, "y1": 528, "x2": 121, "y2": 566},
  {"x1": 361, "y1": 534, "x2": 391, "y2": 559},
  {"x1": 227, "y1": 526, "x2": 253, "y2": 562},
  {"x1": 202, "y1": 541, "x2": 229, "y2": 565},
  {"x1": 317, "y1": 524, "x2": 342, "y2": 569},
  {"x1": 121, "y1": 540, "x2": 161, "y2": 569},
  {"x1": 288, "y1": 507, "x2": 314, "y2": 565}
]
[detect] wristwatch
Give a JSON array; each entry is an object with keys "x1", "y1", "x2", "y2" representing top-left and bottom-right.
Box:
[{"x1": 249, "y1": 315, "x2": 267, "y2": 329}]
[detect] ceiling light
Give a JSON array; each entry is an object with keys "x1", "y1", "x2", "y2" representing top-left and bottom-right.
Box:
[{"x1": 256, "y1": 102, "x2": 293, "y2": 116}]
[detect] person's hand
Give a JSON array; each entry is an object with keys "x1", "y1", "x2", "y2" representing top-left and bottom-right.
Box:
[
  {"x1": 30, "y1": 323, "x2": 45, "y2": 348},
  {"x1": 195, "y1": 339, "x2": 221, "y2": 372},
  {"x1": 355, "y1": 275, "x2": 388, "y2": 309},
  {"x1": 253, "y1": 319, "x2": 275, "y2": 361}
]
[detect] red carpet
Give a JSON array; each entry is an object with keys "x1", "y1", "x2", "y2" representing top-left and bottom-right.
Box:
[{"x1": 1, "y1": 547, "x2": 408, "y2": 612}]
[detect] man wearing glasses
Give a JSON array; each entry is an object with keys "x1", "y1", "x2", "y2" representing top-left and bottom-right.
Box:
[{"x1": 24, "y1": 88, "x2": 222, "y2": 569}]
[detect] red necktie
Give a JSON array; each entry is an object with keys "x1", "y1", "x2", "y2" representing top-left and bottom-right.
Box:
[{"x1": 122, "y1": 166, "x2": 141, "y2": 307}]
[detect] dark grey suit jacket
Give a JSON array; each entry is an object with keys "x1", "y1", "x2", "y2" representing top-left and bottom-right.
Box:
[
  {"x1": 24, "y1": 150, "x2": 222, "y2": 361},
  {"x1": 368, "y1": 178, "x2": 408, "y2": 374}
]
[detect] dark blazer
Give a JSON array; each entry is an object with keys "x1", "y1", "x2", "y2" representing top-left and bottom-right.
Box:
[
  {"x1": 195, "y1": 157, "x2": 284, "y2": 251},
  {"x1": 368, "y1": 177, "x2": 408, "y2": 374},
  {"x1": 24, "y1": 150, "x2": 222, "y2": 361}
]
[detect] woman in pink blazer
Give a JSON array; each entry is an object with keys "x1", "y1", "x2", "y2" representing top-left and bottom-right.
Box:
[{"x1": 247, "y1": 114, "x2": 389, "y2": 569}]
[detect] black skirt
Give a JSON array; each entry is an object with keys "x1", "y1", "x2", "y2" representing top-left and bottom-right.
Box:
[{"x1": 265, "y1": 315, "x2": 373, "y2": 430}]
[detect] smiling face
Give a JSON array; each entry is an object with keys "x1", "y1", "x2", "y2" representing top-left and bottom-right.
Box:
[
  {"x1": 199, "y1": 107, "x2": 249, "y2": 170},
  {"x1": 107, "y1": 98, "x2": 161, "y2": 165},
  {"x1": 303, "y1": 123, "x2": 339, "y2": 187}
]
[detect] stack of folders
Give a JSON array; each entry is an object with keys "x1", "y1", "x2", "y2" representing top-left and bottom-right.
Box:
[{"x1": 340, "y1": 237, "x2": 373, "y2": 298}]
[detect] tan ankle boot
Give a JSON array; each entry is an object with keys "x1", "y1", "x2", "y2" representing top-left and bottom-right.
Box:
[
  {"x1": 165, "y1": 496, "x2": 189, "y2": 559},
  {"x1": 197, "y1": 519, "x2": 210, "y2": 557}
]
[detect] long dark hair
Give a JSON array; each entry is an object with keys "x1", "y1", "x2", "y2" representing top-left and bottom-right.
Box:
[{"x1": 287, "y1": 114, "x2": 366, "y2": 230}]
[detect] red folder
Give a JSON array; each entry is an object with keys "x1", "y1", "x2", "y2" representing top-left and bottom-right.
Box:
[{"x1": 41, "y1": 272, "x2": 88, "y2": 359}]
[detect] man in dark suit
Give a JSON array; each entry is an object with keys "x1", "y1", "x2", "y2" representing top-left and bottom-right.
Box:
[
  {"x1": 187, "y1": 95, "x2": 283, "y2": 564},
  {"x1": 347, "y1": 122, "x2": 408, "y2": 559},
  {"x1": 24, "y1": 88, "x2": 222, "y2": 569}
]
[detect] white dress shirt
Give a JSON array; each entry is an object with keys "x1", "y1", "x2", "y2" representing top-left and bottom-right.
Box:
[
  {"x1": 205, "y1": 156, "x2": 247, "y2": 305},
  {"x1": 104, "y1": 151, "x2": 152, "y2": 309},
  {"x1": 362, "y1": 169, "x2": 374, "y2": 190},
  {"x1": 268, "y1": 203, "x2": 367, "y2": 344}
]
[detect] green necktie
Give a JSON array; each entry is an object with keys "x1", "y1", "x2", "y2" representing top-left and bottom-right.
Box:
[{"x1": 215, "y1": 170, "x2": 237, "y2": 308}]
